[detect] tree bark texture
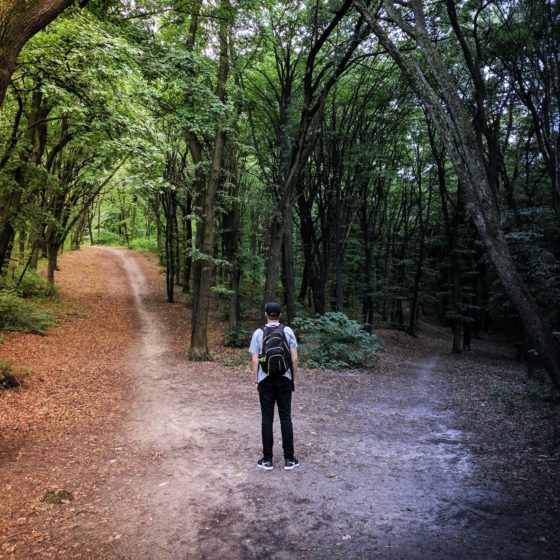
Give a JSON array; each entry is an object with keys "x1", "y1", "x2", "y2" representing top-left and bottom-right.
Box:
[
  {"x1": 281, "y1": 213, "x2": 296, "y2": 323},
  {"x1": 222, "y1": 145, "x2": 242, "y2": 332}
]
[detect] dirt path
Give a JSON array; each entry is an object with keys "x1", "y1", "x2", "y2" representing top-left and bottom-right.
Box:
[
  {"x1": 102, "y1": 248, "x2": 558, "y2": 559},
  {"x1": 2, "y1": 247, "x2": 558, "y2": 559}
]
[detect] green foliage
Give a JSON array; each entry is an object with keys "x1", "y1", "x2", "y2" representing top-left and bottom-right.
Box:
[
  {"x1": 224, "y1": 326, "x2": 252, "y2": 348},
  {"x1": 212, "y1": 285, "x2": 234, "y2": 298},
  {"x1": 128, "y1": 236, "x2": 159, "y2": 253},
  {"x1": 0, "y1": 291, "x2": 54, "y2": 335},
  {"x1": 222, "y1": 352, "x2": 247, "y2": 367},
  {"x1": 0, "y1": 269, "x2": 46, "y2": 298},
  {"x1": 293, "y1": 312, "x2": 384, "y2": 370},
  {"x1": 0, "y1": 360, "x2": 31, "y2": 389},
  {"x1": 93, "y1": 229, "x2": 124, "y2": 246}
]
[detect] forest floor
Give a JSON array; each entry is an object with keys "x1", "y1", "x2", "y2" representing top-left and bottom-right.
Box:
[{"x1": 1, "y1": 246, "x2": 559, "y2": 560}]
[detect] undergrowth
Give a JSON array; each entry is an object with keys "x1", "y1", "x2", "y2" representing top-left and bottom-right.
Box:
[
  {"x1": 224, "y1": 326, "x2": 252, "y2": 348},
  {"x1": 0, "y1": 360, "x2": 31, "y2": 388},
  {"x1": 0, "y1": 290, "x2": 54, "y2": 334},
  {"x1": 293, "y1": 312, "x2": 384, "y2": 369},
  {"x1": 488, "y1": 379, "x2": 560, "y2": 414}
]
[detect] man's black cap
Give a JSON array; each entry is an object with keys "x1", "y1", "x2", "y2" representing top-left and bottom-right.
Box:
[{"x1": 264, "y1": 301, "x2": 282, "y2": 317}]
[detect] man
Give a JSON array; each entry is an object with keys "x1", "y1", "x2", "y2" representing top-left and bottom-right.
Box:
[{"x1": 249, "y1": 301, "x2": 299, "y2": 471}]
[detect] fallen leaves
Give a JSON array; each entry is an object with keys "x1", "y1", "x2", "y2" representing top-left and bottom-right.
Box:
[{"x1": 0, "y1": 248, "x2": 136, "y2": 558}]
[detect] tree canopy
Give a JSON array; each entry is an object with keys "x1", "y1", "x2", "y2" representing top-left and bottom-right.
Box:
[{"x1": 0, "y1": 0, "x2": 559, "y2": 383}]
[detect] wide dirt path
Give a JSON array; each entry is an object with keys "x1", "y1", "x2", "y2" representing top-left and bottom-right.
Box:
[
  {"x1": 2, "y1": 247, "x2": 558, "y2": 559},
  {"x1": 104, "y1": 248, "x2": 557, "y2": 560}
]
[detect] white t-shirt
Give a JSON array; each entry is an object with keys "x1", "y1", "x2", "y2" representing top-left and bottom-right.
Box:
[{"x1": 248, "y1": 322, "x2": 298, "y2": 383}]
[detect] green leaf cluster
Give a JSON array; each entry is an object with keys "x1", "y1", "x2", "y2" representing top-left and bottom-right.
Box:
[{"x1": 293, "y1": 312, "x2": 384, "y2": 370}]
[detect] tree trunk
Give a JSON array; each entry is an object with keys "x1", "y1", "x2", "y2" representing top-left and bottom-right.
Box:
[
  {"x1": 264, "y1": 214, "x2": 286, "y2": 303},
  {"x1": 0, "y1": 0, "x2": 77, "y2": 109},
  {"x1": 407, "y1": 240, "x2": 424, "y2": 337},
  {"x1": 45, "y1": 232, "x2": 57, "y2": 290},
  {"x1": 163, "y1": 190, "x2": 176, "y2": 304},
  {"x1": 222, "y1": 145, "x2": 242, "y2": 331},
  {"x1": 189, "y1": 1, "x2": 231, "y2": 360},
  {"x1": 182, "y1": 192, "x2": 192, "y2": 292},
  {"x1": 189, "y1": 127, "x2": 226, "y2": 359},
  {"x1": 281, "y1": 213, "x2": 296, "y2": 323},
  {"x1": 0, "y1": 89, "x2": 47, "y2": 272},
  {"x1": 354, "y1": 0, "x2": 560, "y2": 386}
]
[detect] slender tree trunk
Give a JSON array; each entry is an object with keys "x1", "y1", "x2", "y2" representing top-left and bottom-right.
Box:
[
  {"x1": 450, "y1": 251, "x2": 463, "y2": 354},
  {"x1": 281, "y1": 213, "x2": 296, "y2": 323},
  {"x1": 407, "y1": 239, "x2": 424, "y2": 337},
  {"x1": 164, "y1": 190, "x2": 176, "y2": 304},
  {"x1": 182, "y1": 192, "x2": 192, "y2": 292},
  {"x1": 45, "y1": 231, "x2": 58, "y2": 289},
  {"x1": 0, "y1": 89, "x2": 47, "y2": 272},
  {"x1": 189, "y1": 1, "x2": 231, "y2": 360},
  {"x1": 223, "y1": 145, "x2": 242, "y2": 331},
  {"x1": 333, "y1": 203, "x2": 345, "y2": 312},
  {"x1": 264, "y1": 214, "x2": 286, "y2": 303}
]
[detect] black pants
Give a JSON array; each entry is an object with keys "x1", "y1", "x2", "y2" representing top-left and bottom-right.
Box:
[{"x1": 258, "y1": 375, "x2": 294, "y2": 460}]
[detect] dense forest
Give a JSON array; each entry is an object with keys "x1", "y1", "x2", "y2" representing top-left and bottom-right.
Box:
[{"x1": 1, "y1": 0, "x2": 559, "y2": 380}]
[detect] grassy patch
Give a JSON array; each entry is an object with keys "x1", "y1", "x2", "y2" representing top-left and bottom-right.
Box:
[{"x1": 0, "y1": 360, "x2": 31, "y2": 388}]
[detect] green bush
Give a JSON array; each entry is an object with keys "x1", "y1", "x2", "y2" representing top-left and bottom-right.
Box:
[
  {"x1": 0, "y1": 269, "x2": 47, "y2": 298},
  {"x1": 0, "y1": 290, "x2": 54, "y2": 334},
  {"x1": 93, "y1": 229, "x2": 123, "y2": 246},
  {"x1": 129, "y1": 236, "x2": 159, "y2": 252},
  {"x1": 16, "y1": 270, "x2": 47, "y2": 297},
  {"x1": 293, "y1": 312, "x2": 384, "y2": 369},
  {"x1": 0, "y1": 360, "x2": 30, "y2": 388},
  {"x1": 224, "y1": 326, "x2": 252, "y2": 348}
]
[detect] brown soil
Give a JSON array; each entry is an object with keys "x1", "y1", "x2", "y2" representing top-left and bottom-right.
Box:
[{"x1": 1, "y1": 247, "x2": 559, "y2": 559}]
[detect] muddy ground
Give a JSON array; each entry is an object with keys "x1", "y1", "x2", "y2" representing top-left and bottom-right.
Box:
[{"x1": 1, "y1": 247, "x2": 559, "y2": 559}]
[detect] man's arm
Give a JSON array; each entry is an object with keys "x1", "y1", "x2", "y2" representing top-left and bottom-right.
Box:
[
  {"x1": 252, "y1": 353, "x2": 259, "y2": 378},
  {"x1": 252, "y1": 353, "x2": 260, "y2": 391},
  {"x1": 290, "y1": 347, "x2": 298, "y2": 375}
]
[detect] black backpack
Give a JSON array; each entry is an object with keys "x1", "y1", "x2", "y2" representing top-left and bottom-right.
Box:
[{"x1": 259, "y1": 324, "x2": 291, "y2": 376}]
